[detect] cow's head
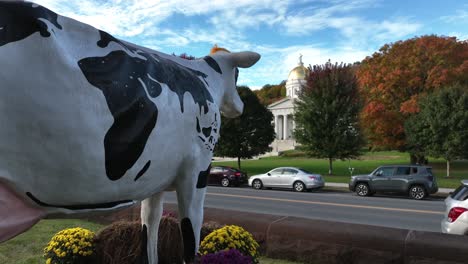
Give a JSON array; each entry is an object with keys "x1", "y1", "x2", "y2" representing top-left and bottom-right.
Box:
[{"x1": 208, "y1": 47, "x2": 260, "y2": 118}]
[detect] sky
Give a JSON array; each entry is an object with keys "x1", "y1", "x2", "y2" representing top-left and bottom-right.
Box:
[{"x1": 32, "y1": 0, "x2": 468, "y2": 90}]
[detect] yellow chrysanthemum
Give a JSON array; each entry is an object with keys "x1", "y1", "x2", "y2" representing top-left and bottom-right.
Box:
[
  {"x1": 199, "y1": 225, "x2": 259, "y2": 263},
  {"x1": 43, "y1": 227, "x2": 95, "y2": 264}
]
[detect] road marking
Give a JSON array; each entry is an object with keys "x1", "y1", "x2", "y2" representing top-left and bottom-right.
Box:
[{"x1": 207, "y1": 192, "x2": 445, "y2": 215}]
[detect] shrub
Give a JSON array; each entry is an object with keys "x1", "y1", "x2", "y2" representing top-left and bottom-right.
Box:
[
  {"x1": 198, "y1": 248, "x2": 252, "y2": 264},
  {"x1": 200, "y1": 221, "x2": 225, "y2": 242},
  {"x1": 199, "y1": 225, "x2": 260, "y2": 263},
  {"x1": 43, "y1": 227, "x2": 95, "y2": 264}
]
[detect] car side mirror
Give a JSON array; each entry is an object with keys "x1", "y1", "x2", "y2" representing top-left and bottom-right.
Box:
[{"x1": 267, "y1": 173, "x2": 271, "y2": 176}]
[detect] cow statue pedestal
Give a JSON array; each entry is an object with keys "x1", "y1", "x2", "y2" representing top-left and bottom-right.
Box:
[{"x1": 0, "y1": 1, "x2": 260, "y2": 263}]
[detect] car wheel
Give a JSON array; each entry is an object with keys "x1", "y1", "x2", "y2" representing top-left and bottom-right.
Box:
[
  {"x1": 409, "y1": 185, "x2": 426, "y2": 200},
  {"x1": 221, "y1": 178, "x2": 230, "y2": 187},
  {"x1": 355, "y1": 183, "x2": 370, "y2": 196},
  {"x1": 252, "y1": 179, "x2": 263, "y2": 190},
  {"x1": 293, "y1": 181, "x2": 306, "y2": 192}
]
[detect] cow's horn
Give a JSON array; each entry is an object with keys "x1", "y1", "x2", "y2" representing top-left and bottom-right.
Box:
[{"x1": 230, "y1": 51, "x2": 261, "y2": 68}]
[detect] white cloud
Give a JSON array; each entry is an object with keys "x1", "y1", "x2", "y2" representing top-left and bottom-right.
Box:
[
  {"x1": 237, "y1": 44, "x2": 372, "y2": 89},
  {"x1": 441, "y1": 9, "x2": 468, "y2": 24},
  {"x1": 28, "y1": 0, "x2": 424, "y2": 89}
]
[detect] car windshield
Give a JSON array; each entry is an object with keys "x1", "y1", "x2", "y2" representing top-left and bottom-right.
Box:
[{"x1": 451, "y1": 184, "x2": 468, "y2": 201}]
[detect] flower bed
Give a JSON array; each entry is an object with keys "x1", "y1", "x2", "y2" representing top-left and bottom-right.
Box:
[{"x1": 43, "y1": 216, "x2": 260, "y2": 264}]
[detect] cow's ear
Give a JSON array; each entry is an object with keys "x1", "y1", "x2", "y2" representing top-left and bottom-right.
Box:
[{"x1": 230, "y1": 51, "x2": 261, "y2": 68}]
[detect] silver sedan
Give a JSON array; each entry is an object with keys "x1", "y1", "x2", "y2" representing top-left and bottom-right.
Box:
[{"x1": 248, "y1": 167, "x2": 324, "y2": 192}]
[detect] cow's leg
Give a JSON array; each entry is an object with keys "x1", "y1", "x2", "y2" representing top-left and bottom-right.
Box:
[
  {"x1": 176, "y1": 167, "x2": 208, "y2": 263},
  {"x1": 140, "y1": 192, "x2": 164, "y2": 264}
]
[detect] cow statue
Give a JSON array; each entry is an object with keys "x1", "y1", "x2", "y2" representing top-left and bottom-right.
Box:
[{"x1": 0, "y1": 1, "x2": 260, "y2": 263}]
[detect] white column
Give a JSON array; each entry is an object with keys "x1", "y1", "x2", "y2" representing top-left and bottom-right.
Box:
[
  {"x1": 283, "y1": 114, "x2": 288, "y2": 140},
  {"x1": 274, "y1": 115, "x2": 279, "y2": 139}
]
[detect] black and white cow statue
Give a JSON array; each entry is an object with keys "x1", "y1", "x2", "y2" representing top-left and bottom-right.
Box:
[{"x1": 0, "y1": 1, "x2": 260, "y2": 263}]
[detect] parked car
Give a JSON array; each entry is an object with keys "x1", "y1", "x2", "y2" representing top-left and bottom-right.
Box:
[
  {"x1": 248, "y1": 167, "x2": 324, "y2": 192},
  {"x1": 348, "y1": 165, "x2": 438, "y2": 200},
  {"x1": 208, "y1": 166, "x2": 247, "y2": 187},
  {"x1": 441, "y1": 180, "x2": 468, "y2": 235}
]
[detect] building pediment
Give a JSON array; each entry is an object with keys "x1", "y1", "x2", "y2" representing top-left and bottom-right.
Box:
[{"x1": 268, "y1": 97, "x2": 295, "y2": 110}]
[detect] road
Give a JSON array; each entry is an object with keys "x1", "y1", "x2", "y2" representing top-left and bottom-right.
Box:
[{"x1": 163, "y1": 186, "x2": 447, "y2": 232}]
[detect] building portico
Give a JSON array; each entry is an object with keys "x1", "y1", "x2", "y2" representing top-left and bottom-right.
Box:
[{"x1": 267, "y1": 55, "x2": 308, "y2": 153}]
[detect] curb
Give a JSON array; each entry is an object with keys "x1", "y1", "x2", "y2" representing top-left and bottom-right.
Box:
[
  {"x1": 82, "y1": 205, "x2": 468, "y2": 264},
  {"x1": 200, "y1": 207, "x2": 468, "y2": 264}
]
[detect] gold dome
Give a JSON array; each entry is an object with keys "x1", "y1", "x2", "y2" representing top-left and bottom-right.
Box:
[
  {"x1": 288, "y1": 54, "x2": 308, "y2": 81},
  {"x1": 288, "y1": 65, "x2": 308, "y2": 80}
]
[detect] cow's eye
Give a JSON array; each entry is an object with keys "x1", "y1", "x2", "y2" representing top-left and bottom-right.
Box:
[{"x1": 235, "y1": 68, "x2": 239, "y2": 83}]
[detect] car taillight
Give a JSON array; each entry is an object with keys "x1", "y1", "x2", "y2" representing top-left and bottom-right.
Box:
[
  {"x1": 308, "y1": 176, "x2": 317, "y2": 180},
  {"x1": 426, "y1": 176, "x2": 433, "y2": 181},
  {"x1": 234, "y1": 172, "x2": 241, "y2": 177},
  {"x1": 448, "y1": 207, "x2": 468, "y2": 222}
]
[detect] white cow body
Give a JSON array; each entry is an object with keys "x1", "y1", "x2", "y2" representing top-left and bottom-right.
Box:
[
  {"x1": 0, "y1": 14, "x2": 213, "y2": 206},
  {"x1": 0, "y1": 1, "x2": 260, "y2": 263}
]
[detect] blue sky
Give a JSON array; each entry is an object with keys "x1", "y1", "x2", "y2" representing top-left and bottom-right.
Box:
[{"x1": 32, "y1": 0, "x2": 467, "y2": 90}]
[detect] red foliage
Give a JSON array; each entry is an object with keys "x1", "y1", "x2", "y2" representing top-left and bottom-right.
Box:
[{"x1": 357, "y1": 35, "x2": 468, "y2": 149}]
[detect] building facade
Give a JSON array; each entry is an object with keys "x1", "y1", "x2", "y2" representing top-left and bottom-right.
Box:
[{"x1": 268, "y1": 55, "x2": 308, "y2": 153}]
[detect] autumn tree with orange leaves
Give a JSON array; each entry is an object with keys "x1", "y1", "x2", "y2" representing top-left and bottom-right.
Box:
[{"x1": 357, "y1": 35, "x2": 468, "y2": 163}]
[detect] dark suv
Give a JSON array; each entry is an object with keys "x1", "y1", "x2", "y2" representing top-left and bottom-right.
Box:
[
  {"x1": 208, "y1": 166, "x2": 248, "y2": 187},
  {"x1": 349, "y1": 165, "x2": 438, "y2": 200}
]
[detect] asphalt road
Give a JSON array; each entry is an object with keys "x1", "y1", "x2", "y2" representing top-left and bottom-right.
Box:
[{"x1": 163, "y1": 186, "x2": 447, "y2": 233}]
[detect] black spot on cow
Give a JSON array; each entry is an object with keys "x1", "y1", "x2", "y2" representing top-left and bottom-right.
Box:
[
  {"x1": 140, "y1": 224, "x2": 149, "y2": 264},
  {"x1": 134, "y1": 160, "x2": 151, "y2": 181},
  {"x1": 0, "y1": 1, "x2": 62, "y2": 47},
  {"x1": 79, "y1": 29, "x2": 216, "y2": 180},
  {"x1": 180, "y1": 218, "x2": 196, "y2": 263},
  {"x1": 202, "y1": 127, "x2": 212, "y2": 138},
  {"x1": 78, "y1": 51, "x2": 159, "y2": 181},
  {"x1": 95, "y1": 30, "x2": 213, "y2": 114},
  {"x1": 26, "y1": 192, "x2": 132, "y2": 210},
  {"x1": 196, "y1": 165, "x2": 211, "y2": 189},
  {"x1": 203, "y1": 56, "x2": 222, "y2": 74},
  {"x1": 196, "y1": 117, "x2": 201, "y2": 133}
]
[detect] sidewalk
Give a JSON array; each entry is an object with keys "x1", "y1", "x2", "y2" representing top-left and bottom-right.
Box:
[{"x1": 326, "y1": 182, "x2": 454, "y2": 194}]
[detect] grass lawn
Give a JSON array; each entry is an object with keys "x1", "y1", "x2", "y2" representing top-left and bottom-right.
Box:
[
  {"x1": 215, "y1": 151, "x2": 468, "y2": 188},
  {"x1": 0, "y1": 219, "x2": 300, "y2": 264},
  {"x1": 0, "y1": 219, "x2": 103, "y2": 264}
]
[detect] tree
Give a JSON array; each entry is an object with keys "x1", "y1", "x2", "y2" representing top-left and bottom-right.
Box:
[
  {"x1": 405, "y1": 84, "x2": 468, "y2": 177},
  {"x1": 294, "y1": 62, "x2": 365, "y2": 175},
  {"x1": 215, "y1": 86, "x2": 276, "y2": 169},
  {"x1": 253, "y1": 81, "x2": 286, "y2": 105},
  {"x1": 357, "y1": 35, "x2": 468, "y2": 161}
]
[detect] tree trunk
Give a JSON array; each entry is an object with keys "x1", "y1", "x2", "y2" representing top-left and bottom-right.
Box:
[
  {"x1": 328, "y1": 158, "x2": 333, "y2": 175},
  {"x1": 446, "y1": 159, "x2": 450, "y2": 178},
  {"x1": 237, "y1": 157, "x2": 241, "y2": 170},
  {"x1": 410, "y1": 153, "x2": 427, "y2": 165}
]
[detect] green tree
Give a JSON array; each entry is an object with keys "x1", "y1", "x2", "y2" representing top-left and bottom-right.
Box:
[
  {"x1": 405, "y1": 84, "x2": 468, "y2": 177},
  {"x1": 253, "y1": 81, "x2": 286, "y2": 105},
  {"x1": 215, "y1": 86, "x2": 276, "y2": 169},
  {"x1": 294, "y1": 62, "x2": 365, "y2": 175}
]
